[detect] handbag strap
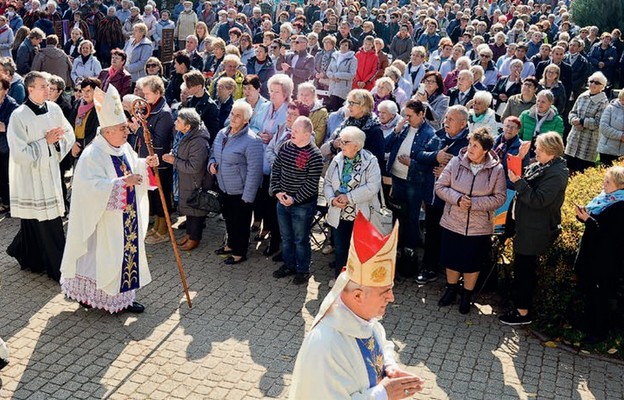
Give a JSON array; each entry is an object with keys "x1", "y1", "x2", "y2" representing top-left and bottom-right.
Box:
[{"x1": 377, "y1": 185, "x2": 387, "y2": 209}]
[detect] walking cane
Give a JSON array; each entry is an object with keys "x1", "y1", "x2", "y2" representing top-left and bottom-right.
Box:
[{"x1": 131, "y1": 98, "x2": 192, "y2": 308}]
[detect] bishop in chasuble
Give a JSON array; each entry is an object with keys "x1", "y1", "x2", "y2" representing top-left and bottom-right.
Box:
[
  {"x1": 60, "y1": 85, "x2": 159, "y2": 314},
  {"x1": 289, "y1": 213, "x2": 425, "y2": 400}
]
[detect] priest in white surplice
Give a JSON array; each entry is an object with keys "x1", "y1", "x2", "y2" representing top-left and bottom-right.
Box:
[
  {"x1": 60, "y1": 85, "x2": 159, "y2": 314},
  {"x1": 289, "y1": 213, "x2": 424, "y2": 400},
  {"x1": 6, "y1": 71, "x2": 75, "y2": 282}
]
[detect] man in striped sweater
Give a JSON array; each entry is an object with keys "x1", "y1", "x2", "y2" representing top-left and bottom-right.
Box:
[{"x1": 270, "y1": 116, "x2": 324, "y2": 285}]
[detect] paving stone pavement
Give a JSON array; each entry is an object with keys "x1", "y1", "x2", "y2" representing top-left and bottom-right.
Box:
[{"x1": 1, "y1": 213, "x2": 623, "y2": 400}]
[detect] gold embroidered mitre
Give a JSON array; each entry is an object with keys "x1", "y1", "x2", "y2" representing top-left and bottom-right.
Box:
[
  {"x1": 93, "y1": 85, "x2": 127, "y2": 129},
  {"x1": 346, "y1": 212, "x2": 398, "y2": 287},
  {"x1": 310, "y1": 212, "x2": 398, "y2": 329}
]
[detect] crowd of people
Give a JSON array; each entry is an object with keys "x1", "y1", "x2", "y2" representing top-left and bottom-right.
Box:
[{"x1": 0, "y1": 0, "x2": 623, "y2": 349}]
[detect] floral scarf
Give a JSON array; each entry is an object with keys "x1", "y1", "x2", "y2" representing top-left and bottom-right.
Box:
[{"x1": 585, "y1": 189, "x2": 624, "y2": 215}]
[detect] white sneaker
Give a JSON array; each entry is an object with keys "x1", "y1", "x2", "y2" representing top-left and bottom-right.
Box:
[{"x1": 321, "y1": 245, "x2": 334, "y2": 255}]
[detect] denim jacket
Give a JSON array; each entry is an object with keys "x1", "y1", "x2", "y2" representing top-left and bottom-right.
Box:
[{"x1": 385, "y1": 121, "x2": 436, "y2": 185}]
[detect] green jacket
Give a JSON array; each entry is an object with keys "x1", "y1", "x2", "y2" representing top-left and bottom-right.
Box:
[{"x1": 518, "y1": 106, "x2": 564, "y2": 142}]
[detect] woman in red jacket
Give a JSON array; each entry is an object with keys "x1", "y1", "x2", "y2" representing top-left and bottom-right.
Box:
[{"x1": 353, "y1": 36, "x2": 378, "y2": 91}]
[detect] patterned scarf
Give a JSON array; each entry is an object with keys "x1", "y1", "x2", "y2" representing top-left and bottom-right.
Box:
[
  {"x1": 585, "y1": 189, "x2": 624, "y2": 215},
  {"x1": 339, "y1": 152, "x2": 361, "y2": 194},
  {"x1": 338, "y1": 113, "x2": 381, "y2": 134},
  {"x1": 171, "y1": 131, "x2": 184, "y2": 203},
  {"x1": 338, "y1": 152, "x2": 362, "y2": 221}
]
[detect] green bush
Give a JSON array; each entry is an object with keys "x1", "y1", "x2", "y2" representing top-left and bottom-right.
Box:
[
  {"x1": 571, "y1": 0, "x2": 624, "y2": 33},
  {"x1": 505, "y1": 161, "x2": 624, "y2": 354}
]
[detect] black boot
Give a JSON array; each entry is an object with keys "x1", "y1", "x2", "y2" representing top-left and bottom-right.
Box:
[
  {"x1": 459, "y1": 288, "x2": 473, "y2": 314},
  {"x1": 438, "y1": 283, "x2": 459, "y2": 307},
  {"x1": 398, "y1": 248, "x2": 418, "y2": 278}
]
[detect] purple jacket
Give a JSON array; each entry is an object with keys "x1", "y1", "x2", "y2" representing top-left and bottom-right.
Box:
[{"x1": 435, "y1": 148, "x2": 507, "y2": 236}]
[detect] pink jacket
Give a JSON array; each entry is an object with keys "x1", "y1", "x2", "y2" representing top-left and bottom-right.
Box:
[{"x1": 435, "y1": 148, "x2": 507, "y2": 236}]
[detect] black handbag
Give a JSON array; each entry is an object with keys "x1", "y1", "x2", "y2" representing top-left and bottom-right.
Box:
[
  {"x1": 187, "y1": 187, "x2": 222, "y2": 213},
  {"x1": 186, "y1": 175, "x2": 222, "y2": 213}
]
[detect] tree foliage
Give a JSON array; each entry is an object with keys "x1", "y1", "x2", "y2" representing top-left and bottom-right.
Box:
[{"x1": 571, "y1": 0, "x2": 624, "y2": 33}]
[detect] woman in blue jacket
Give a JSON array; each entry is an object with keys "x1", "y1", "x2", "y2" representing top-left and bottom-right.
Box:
[
  {"x1": 123, "y1": 23, "x2": 153, "y2": 83},
  {"x1": 385, "y1": 99, "x2": 435, "y2": 276},
  {"x1": 208, "y1": 102, "x2": 264, "y2": 265}
]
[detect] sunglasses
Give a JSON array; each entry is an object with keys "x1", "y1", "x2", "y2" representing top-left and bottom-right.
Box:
[
  {"x1": 480, "y1": 54, "x2": 491, "y2": 58},
  {"x1": 589, "y1": 80, "x2": 603, "y2": 85},
  {"x1": 146, "y1": 64, "x2": 158, "y2": 68}
]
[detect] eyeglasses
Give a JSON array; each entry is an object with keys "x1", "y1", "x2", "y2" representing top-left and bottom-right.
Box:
[
  {"x1": 347, "y1": 100, "x2": 361, "y2": 106},
  {"x1": 423, "y1": 79, "x2": 437, "y2": 84},
  {"x1": 589, "y1": 80, "x2": 603, "y2": 85},
  {"x1": 341, "y1": 140, "x2": 353, "y2": 144},
  {"x1": 522, "y1": 82, "x2": 535, "y2": 87},
  {"x1": 146, "y1": 64, "x2": 158, "y2": 68}
]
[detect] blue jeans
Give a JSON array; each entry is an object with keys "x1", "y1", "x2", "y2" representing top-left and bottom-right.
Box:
[
  {"x1": 277, "y1": 200, "x2": 316, "y2": 273},
  {"x1": 391, "y1": 176, "x2": 425, "y2": 249}
]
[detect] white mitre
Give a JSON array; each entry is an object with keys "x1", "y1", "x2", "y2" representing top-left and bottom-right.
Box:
[{"x1": 93, "y1": 85, "x2": 127, "y2": 129}]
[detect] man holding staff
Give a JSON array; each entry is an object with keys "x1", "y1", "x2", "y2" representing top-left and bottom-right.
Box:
[{"x1": 60, "y1": 85, "x2": 158, "y2": 313}]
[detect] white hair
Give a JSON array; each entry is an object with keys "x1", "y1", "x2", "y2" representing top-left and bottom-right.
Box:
[
  {"x1": 495, "y1": 32, "x2": 507, "y2": 41},
  {"x1": 458, "y1": 69, "x2": 474, "y2": 81},
  {"x1": 456, "y1": 56, "x2": 472, "y2": 70},
  {"x1": 231, "y1": 101, "x2": 253, "y2": 121},
  {"x1": 339, "y1": 126, "x2": 366, "y2": 150},
  {"x1": 509, "y1": 58, "x2": 524, "y2": 69},
  {"x1": 298, "y1": 82, "x2": 317, "y2": 97},
  {"x1": 588, "y1": 71, "x2": 608, "y2": 86},
  {"x1": 470, "y1": 65, "x2": 484, "y2": 81},
  {"x1": 378, "y1": 99, "x2": 398, "y2": 115},
  {"x1": 473, "y1": 90, "x2": 492, "y2": 106}
]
